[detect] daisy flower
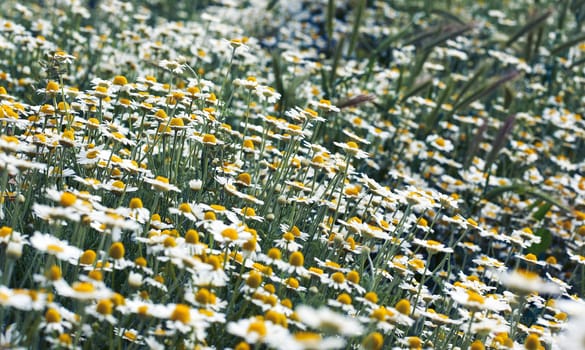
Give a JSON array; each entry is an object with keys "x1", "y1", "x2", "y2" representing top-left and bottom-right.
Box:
[
  {"x1": 227, "y1": 316, "x2": 290, "y2": 349},
  {"x1": 53, "y1": 279, "x2": 114, "y2": 301},
  {"x1": 30, "y1": 232, "x2": 82, "y2": 262},
  {"x1": 333, "y1": 141, "x2": 370, "y2": 159},
  {"x1": 288, "y1": 332, "x2": 346, "y2": 350},
  {"x1": 450, "y1": 286, "x2": 510, "y2": 312},
  {"x1": 295, "y1": 305, "x2": 363, "y2": 336},
  {"x1": 85, "y1": 299, "x2": 117, "y2": 324},
  {"x1": 309, "y1": 99, "x2": 340, "y2": 113},
  {"x1": 412, "y1": 238, "x2": 454, "y2": 254},
  {"x1": 143, "y1": 176, "x2": 181, "y2": 192},
  {"x1": 205, "y1": 221, "x2": 252, "y2": 246},
  {"x1": 274, "y1": 231, "x2": 303, "y2": 252},
  {"x1": 495, "y1": 269, "x2": 562, "y2": 295}
]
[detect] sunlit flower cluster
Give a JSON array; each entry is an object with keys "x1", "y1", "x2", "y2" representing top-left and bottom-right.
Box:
[{"x1": 0, "y1": 0, "x2": 584, "y2": 349}]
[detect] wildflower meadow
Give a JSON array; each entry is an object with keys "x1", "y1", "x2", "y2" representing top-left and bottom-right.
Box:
[{"x1": 1, "y1": 0, "x2": 585, "y2": 349}]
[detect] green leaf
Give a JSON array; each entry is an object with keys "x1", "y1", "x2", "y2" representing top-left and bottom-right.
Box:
[
  {"x1": 527, "y1": 228, "x2": 552, "y2": 255},
  {"x1": 266, "y1": 0, "x2": 279, "y2": 10},
  {"x1": 504, "y1": 85, "x2": 514, "y2": 109},
  {"x1": 453, "y1": 70, "x2": 520, "y2": 113},
  {"x1": 525, "y1": 187, "x2": 572, "y2": 213},
  {"x1": 326, "y1": 0, "x2": 335, "y2": 51},
  {"x1": 403, "y1": 50, "x2": 432, "y2": 91},
  {"x1": 532, "y1": 202, "x2": 552, "y2": 221},
  {"x1": 420, "y1": 79, "x2": 454, "y2": 137},
  {"x1": 551, "y1": 32, "x2": 585, "y2": 55},
  {"x1": 347, "y1": 0, "x2": 366, "y2": 57},
  {"x1": 505, "y1": 9, "x2": 552, "y2": 47},
  {"x1": 483, "y1": 183, "x2": 572, "y2": 213},
  {"x1": 330, "y1": 36, "x2": 345, "y2": 96}
]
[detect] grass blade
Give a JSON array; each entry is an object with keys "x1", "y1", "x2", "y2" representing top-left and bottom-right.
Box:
[
  {"x1": 464, "y1": 118, "x2": 488, "y2": 169},
  {"x1": 421, "y1": 23, "x2": 474, "y2": 51},
  {"x1": 453, "y1": 70, "x2": 520, "y2": 112},
  {"x1": 400, "y1": 77, "x2": 432, "y2": 103},
  {"x1": 505, "y1": 9, "x2": 552, "y2": 47},
  {"x1": 484, "y1": 114, "x2": 516, "y2": 171},
  {"x1": 336, "y1": 94, "x2": 376, "y2": 109},
  {"x1": 483, "y1": 183, "x2": 572, "y2": 213},
  {"x1": 550, "y1": 32, "x2": 585, "y2": 55},
  {"x1": 329, "y1": 36, "x2": 345, "y2": 98},
  {"x1": 420, "y1": 79, "x2": 454, "y2": 137},
  {"x1": 326, "y1": 0, "x2": 335, "y2": 54},
  {"x1": 347, "y1": 0, "x2": 366, "y2": 57}
]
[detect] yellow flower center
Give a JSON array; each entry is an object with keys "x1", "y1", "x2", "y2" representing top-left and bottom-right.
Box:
[
  {"x1": 246, "y1": 271, "x2": 263, "y2": 289},
  {"x1": 221, "y1": 227, "x2": 239, "y2": 240},
  {"x1": 170, "y1": 118, "x2": 184, "y2": 127},
  {"x1": 346, "y1": 141, "x2": 359, "y2": 149},
  {"x1": 47, "y1": 244, "x2": 64, "y2": 253},
  {"x1": 331, "y1": 272, "x2": 345, "y2": 284},
  {"x1": 170, "y1": 304, "x2": 191, "y2": 324},
  {"x1": 60, "y1": 192, "x2": 77, "y2": 207},
  {"x1": 195, "y1": 288, "x2": 217, "y2": 304},
  {"x1": 365, "y1": 291, "x2": 379, "y2": 304},
  {"x1": 408, "y1": 259, "x2": 425, "y2": 270},
  {"x1": 408, "y1": 337, "x2": 422, "y2": 349},
  {"x1": 237, "y1": 172, "x2": 252, "y2": 186},
  {"x1": 129, "y1": 198, "x2": 143, "y2": 209},
  {"x1": 517, "y1": 269, "x2": 539, "y2": 280},
  {"x1": 347, "y1": 270, "x2": 360, "y2": 284},
  {"x1": 45, "y1": 308, "x2": 61, "y2": 323},
  {"x1": 112, "y1": 180, "x2": 125, "y2": 190},
  {"x1": 123, "y1": 330, "x2": 138, "y2": 341},
  {"x1": 134, "y1": 257, "x2": 147, "y2": 267},
  {"x1": 370, "y1": 307, "x2": 387, "y2": 321},
  {"x1": 96, "y1": 299, "x2": 113, "y2": 315},
  {"x1": 247, "y1": 320, "x2": 267, "y2": 337},
  {"x1": 58, "y1": 334, "x2": 72, "y2": 345},
  {"x1": 267, "y1": 247, "x2": 281, "y2": 260},
  {"x1": 241, "y1": 207, "x2": 256, "y2": 216},
  {"x1": 112, "y1": 75, "x2": 128, "y2": 85},
  {"x1": 185, "y1": 229, "x2": 199, "y2": 244},
  {"x1": 243, "y1": 139, "x2": 255, "y2": 150},
  {"x1": 524, "y1": 334, "x2": 541, "y2": 350},
  {"x1": 204, "y1": 211, "x2": 217, "y2": 220},
  {"x1": 0, "y1": 226, "x2": 12, "y2": 237},
  {"x1": 155, "y1": 176, "x2": 169, "y2": 184},
  {"x1": 79, "y1": 249, "x2": 97, "y2": 265},
  {"x1": 362, "y1": 332, "x2": 384, "y2": 350},
  {"x1": 289, "y1": 251, "x2": 304, "y2": 267},
  {"x1": 72, "y1": 282, "x2": 95, "y2": 293},
  {"x1": 525, "y1": 253, "x2": 537, "y2": 261},
  {"x1": 283, "y1": 232, "x2": 295, "y2": 242},
  {"x1": 287, "y1": 277, "x2": 300, "y2": 289},
  {"x1": 137, "y1": 305, "x2": 149, "y2": 315},
  {"x1": 395, "y1": 299, "x2": 411, "y2": 315},
  {"x1": 47, "y1": 265, "x2": 62, "y2": 281},
  {"x1": 109, "y1": 242, "x2": 125, "y2": 260},
  {"x1": 163, "y1": 236, "x2": 176, "y2": 247},
  {"x1": 293, "y1": 332, "x2": 321, "y2": 342},
  {"x1": 202, "y1": 134, "x2": 217, "y2": 144},
  {"x1": 207, "y1": 256, "x2": 221, "y2": 270},
  {"x1": 467, "y1": 291, "x2": 485, "y2": 304},
  {"x1": 337, "y1": 293, "x2": 352, "y2": 304},
  {"x1": 46, "y1": 81, "x2": 59, "y2": 92},
  {"x1": 309, "y1": 267, "x2": 323, "y2": 275},
  {"x1": 243, "y1": 238, "x2": 257, "y2": 251}
]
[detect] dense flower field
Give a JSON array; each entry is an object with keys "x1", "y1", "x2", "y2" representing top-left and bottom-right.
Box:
[{"x1": 1, "y1": 0, "x2": 585, "y2": 348}]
